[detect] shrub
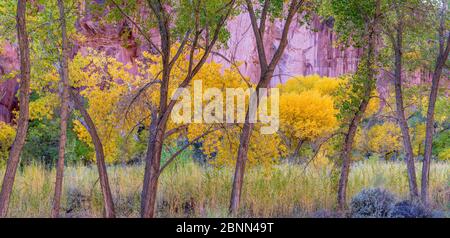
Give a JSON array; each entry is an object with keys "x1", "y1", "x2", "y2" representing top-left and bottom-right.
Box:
[
  {"x1": 0, "y1": 121, "x2": 16, "y2": 167},
  {"x1": 388, "y1": 200, "x2": 432, "y2": 218},
  {"x1": 350, "y1": 188, "x2": 396, "y2": 218}
]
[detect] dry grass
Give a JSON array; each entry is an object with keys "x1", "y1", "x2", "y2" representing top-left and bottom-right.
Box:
[{"x1": 0, "y1": 160, "x2": 448, "y2": 217}]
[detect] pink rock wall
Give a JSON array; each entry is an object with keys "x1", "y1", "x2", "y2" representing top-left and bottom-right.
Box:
[
  {"x1": 212, "y1": 15, "x2": 362, "y2": 86},
  {"x1": 0, "y1": 42, "x2": 19, "y2": 123},
  {"x1": 74, "y1": 13, "x2": 363, "y2": 85}
]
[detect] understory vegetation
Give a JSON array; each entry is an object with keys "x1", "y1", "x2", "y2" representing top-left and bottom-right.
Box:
[{"x1": 2, "y1": 160, "x2": 448, "y2": 218}]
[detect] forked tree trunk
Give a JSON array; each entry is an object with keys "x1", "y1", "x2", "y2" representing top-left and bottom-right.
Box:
[
  {"x1": 337, "y1": 94, "x2": 371, "y2": 209},
  {"x1": 71, "y1": 90, "x2": 115, "y2": 218},
  {"x1": 52, "y1": 0, "x2": 71, "y2": 218},
  {"x1": 0, "y1": 0, "x2": 31, "y2": 217},
  {"x1": 139, "y1": 0, "x2": 235, "y2": 218},
  {"x1": 229, "y1": 112, "x2": 256, "y2": 214},
  {"x1": 140, "y1": 114, "x2": 167, "y2": 218},
  {"x1": 421, "y1": 2, "x2": 449, "y2": 202},
  {"x1": 392, "y1": 19, "x2": 419, "y2": 199},
  {"x1": 291, "y1": 139, "x2": 305, "y2": 162},
  {"x1": 229, "y1": 0, "x2": 304, "y2": 216}
]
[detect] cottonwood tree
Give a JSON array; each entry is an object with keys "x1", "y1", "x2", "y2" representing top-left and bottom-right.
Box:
[
  {"x1": 323, "y1": 0, "x2": 383, "y2": 209},
  {"x1": 70, "y1": 89, "x2": 116, "y2": 217},
  {"x1": 278, "y1": 76, "x2": 341, "y2": 161},
  {"x1": 229, "y1": 0, "x2": 308, "y2": 216},
  {"x1": 0, "y1": 0, "x2": 30, "y2": 217},
  {"x1": 421, "y1": 0, "x2": 449, "y2": 204},
  {"x1": 52, "y1": 0, "x2": 71, "y2": 218},
  {"x1": 381, "y1": 0, "x2": 430, "y2": 199},
  {"x1": 108, "y1": 0, "x2": 236, "y2": 218},
  {"x1": 2, "y1": 0, "x2": 118, "y2": 217}
]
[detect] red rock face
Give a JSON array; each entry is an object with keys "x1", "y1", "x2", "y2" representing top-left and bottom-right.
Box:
[
  {"x1": 212, "y1": 15, "x2": 362, "y2": 86},
  {"x1": 0, "y1": 42, "x2": 19, "y2": 124},
  {"x1": 74, "y1": 13, "x2": 363, "y2": 85}
]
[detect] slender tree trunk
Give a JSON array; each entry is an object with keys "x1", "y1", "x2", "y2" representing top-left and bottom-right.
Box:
[
  {"x1": 229, "y1": 71, "x2": 274, "y2": 215},
  {"x1": 140, "y1": 105, "x2": 168, "y2": 218},
  {"x1": 140, "y1": 32, "x2": 170, "y2": 217},
  {"x1": 392, "y1": 20, "x2": 419, "y2": 199},
  {"x1": 291, "y1": 139, "x2": 305, "y2": 162},
  {"x1": 421, "y1": 3, "x2": 449, "y2": 203},
  {"x1": 0, "y1": 0, "x2": 31, "y2": 217},
  {"x1": 71, "y1": 90, "x2": 115, "y2": 218},
  {"x1": 337, "y1": 94, "x2": 371, "y2": 209},
  {"x1": 337, "y1": 0, "x2": 380, "y2": 209},
  {"x1": 52, "y1": 0, "x2": 71, "y2": 218},
  {"x1": 229, "y1": 114, "x2": 256, "y2": 215},
  {"x1": 229, "y1": 0, "x2": 303, "y2": 216},
  {"x1": 139, "y1": 0, "x2": 235, "y2": 218}
]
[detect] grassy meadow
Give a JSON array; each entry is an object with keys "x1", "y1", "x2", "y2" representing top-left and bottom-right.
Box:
[{"x1": 1, "y1": 160, "x2": 448, "y2": 218}]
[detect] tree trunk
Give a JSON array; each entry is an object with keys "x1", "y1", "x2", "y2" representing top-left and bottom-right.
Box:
[
  {"x1": 421, "y1": 11, "x2": 449, "y2": 203},
  {"x1": 0, "y1": 0, "x2": 31, "y2": 217},
  {"x1": 392, "y1": 20, "x2": 419, "y2": 199},
  {"x1": 229, "y1": 115, "x2": 255, "y2": 215},
  {"x1": 139, "y1": 0, "x2": 235, "y2": 218},
  {"x1": 140, "y1": 114, "x2": 166, "y2": 218},
  {"x1": 291, "y1": 139, "x2": 305, "y2": 162},
  {"x1": 52, "y1": 0, "x2": 71, "y2": 218},
  {"x1": 337, "y1": 0, "x2": 380, "y2": 210},
  {"x1": 229, "y1": 0, "x2": 303, "y2": 216},
  {"x1": 337, "y1": 95, "x2": 371, "y2": 210},
  {"x1": 71, "y1": 90, "x2": 115, "y2": 218},
  {"x1": 229, "y1": 71, "x2": 274, "y2": 215}
]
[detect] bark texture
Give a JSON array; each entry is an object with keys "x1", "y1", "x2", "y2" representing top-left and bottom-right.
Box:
[
  {"x1": 337, "y1": 0, "x2": 381, "y2": 210},
  {"x1": 391, "y1": 11, "x2": 419, "y2": 199},
  {"x1": 139, "y1": 0, "x2": 235, "y2": 218},
  {"x1": 229, "y1": 0, "x2": 304, "y2": 216},
  {"x1": 71, "y1": 90, "x2": 116, "y2": 218},
  {"x1": 421, "y1": 0, "x2": 449, "y2": 203},
  {"x1": 52, "y1": 0, "x2": 71, "y2": 218},
  {"x1": 0, "y1": 0, "x2": 31, "y2": 217}
]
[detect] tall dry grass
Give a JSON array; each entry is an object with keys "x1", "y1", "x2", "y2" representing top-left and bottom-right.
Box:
[{"x1": 0, "y1": 161, "x2": 448, "y2": 217}]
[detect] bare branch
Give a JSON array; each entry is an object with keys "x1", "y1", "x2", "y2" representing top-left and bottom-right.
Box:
[
  {"x1": 158, "y1": 127, "x2": 217, "y2": 176},
  {"x1": 109, "y1": 0, "x2": 162, "y2": 55}
]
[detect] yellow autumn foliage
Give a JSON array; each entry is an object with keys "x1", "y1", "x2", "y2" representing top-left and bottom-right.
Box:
[
  {"x1": 0, "y1": 122, "x2": 15, "y2": 166},
  {"x1": 367, "y1": 122, "x2": 402, "y2": 157},
  {"x1": 278, "y1": 76, "x2": 340, "y2": 158},
  {"x1": 69, "y1": 50, "x2": 142, "y2": 163},
  {"x1": 280, "y1": 74, "x2": 344, "y2": 96},
  {"x1": 280, "y1": 91, "x2": 338, "y2": 141}
]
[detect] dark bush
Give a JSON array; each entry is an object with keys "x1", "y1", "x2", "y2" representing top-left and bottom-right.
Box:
[
  {"x1": 388, "y1": 200, "x2": 432, "y2": 218},
  {"x1": 350, "y1": 188, "x2": 396, "y2": 218}
]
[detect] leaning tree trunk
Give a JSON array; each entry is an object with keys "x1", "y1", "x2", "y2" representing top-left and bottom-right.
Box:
[
  {"x1": 337, "y1": 0, "x2": 380, "y2": 209},
  {"x1": 140, "y1": 123, "x2": 166, "y2": 218},
  {"x1": 71, "y1": 90, "x2": 115, "y2": 218},
  {"x1": 392, "y1": 22, "x2": 419, "y2": 199},
  {"x1": 229, "y1": 0, "x2": 303, "y2": 216},
  {"x1": 229, "y1": 71, "x2": 274, "y2": 215},
  {"x1": 0, "y1": 0, "x2": 31, "y2": 218},
  {"x1": 337, "y1": 94, "x2": 372, "y2": 210},
  {"x1": 52, "y1": 0, "x2": 71, "y2": 218},
  {"x1": 229, "y1": 112, "x2": 256, "y2": 215},
  {"x1": 421, "y1": 33, "x2": 449, "y2": 204},
  {"x1": 140, "y1": 44, "x2": 170, "y2": 218}
]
